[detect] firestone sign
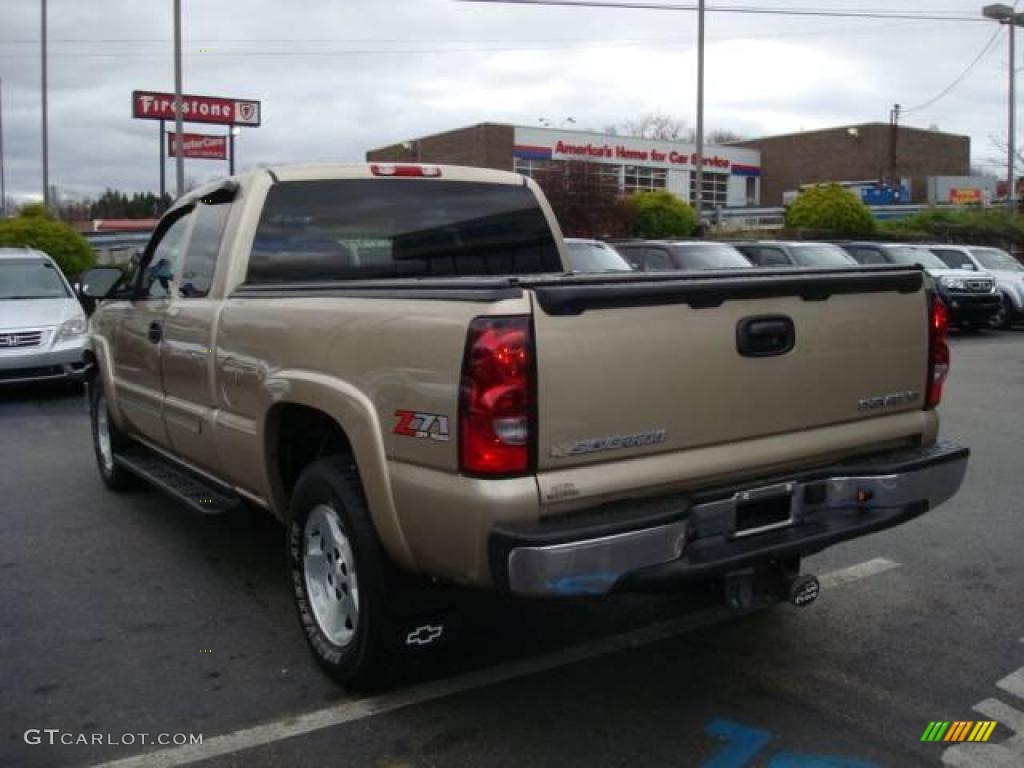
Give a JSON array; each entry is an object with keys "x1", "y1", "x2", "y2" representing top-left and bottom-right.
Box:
[
  {"x1": 132, "y1": 90, "x2": 261, "y2": 126},
  {"x1": 167, "y1": 132, "x2": 228, "y2": 160}
]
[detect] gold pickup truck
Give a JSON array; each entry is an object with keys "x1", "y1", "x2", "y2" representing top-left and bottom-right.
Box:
[{"x1": 79, "y1": 163, "x2": 968, "y2": 687}]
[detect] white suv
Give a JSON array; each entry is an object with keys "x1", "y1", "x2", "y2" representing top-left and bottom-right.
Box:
[{"x1": 0, "y1": 247, "x2": 90, "y2": 386}]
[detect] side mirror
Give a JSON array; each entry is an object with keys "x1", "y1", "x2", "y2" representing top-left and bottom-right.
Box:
[{"x1": 78, "y1": 266, "x2": 125, "y2": 301}]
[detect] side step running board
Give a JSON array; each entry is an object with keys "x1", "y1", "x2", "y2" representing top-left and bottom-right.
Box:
[{"x1": 115, "y1": 448, "x2": 243, "y2": 516}]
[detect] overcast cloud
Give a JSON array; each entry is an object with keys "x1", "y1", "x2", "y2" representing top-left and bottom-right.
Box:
[{"x1": 0, "y1": 0, "x2": 1012, "y2": 202}]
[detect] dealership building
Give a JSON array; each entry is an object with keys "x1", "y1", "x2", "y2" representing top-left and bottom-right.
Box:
[
  {"x1": 367, "y1": 123, "x2": 762, "y2": 208},
  {"x1": 367, "y1": 121, "x2": 973, "y2": 208}
]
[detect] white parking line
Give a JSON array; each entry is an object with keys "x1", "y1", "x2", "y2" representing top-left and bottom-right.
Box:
[{"x1": 85, "y1": 556, "x2": 900, "y2": 768}]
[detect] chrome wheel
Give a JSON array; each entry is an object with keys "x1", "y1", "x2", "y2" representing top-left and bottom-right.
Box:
[
  {"x1": 303, "y1": 503, "x2": 360, "y2": 647},
  {"x1": 95, "y1": 393, "x2": 114, "y2": 474}
]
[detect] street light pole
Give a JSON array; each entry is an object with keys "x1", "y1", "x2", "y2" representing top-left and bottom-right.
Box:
[
  {"x1": 41, "y1": 0, "x2": 49, "y2": 208},
  {"x1": 173, "y1": 0, "x2": 185, "y2": 198},
  {"x1": 694, "y1": 0, "x2": 705, "y2": 227},
  {"x1": 0, "y1": 77, "x2": 6, "y2": 218},
  {"x1": 1010, "y1": 16, "x2": 1017, "y2": 211}
]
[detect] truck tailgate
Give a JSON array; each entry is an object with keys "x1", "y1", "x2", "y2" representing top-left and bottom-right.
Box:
[{"x1": 528, "y1": 268, "x2": 928, "y2": 472}]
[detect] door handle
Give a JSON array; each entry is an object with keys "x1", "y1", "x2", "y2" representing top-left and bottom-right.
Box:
[
  {"x1": 147, "y1": 321, "x2": 163, "y2": 344},
  {"x1": 737, "y1": 315, "x2": 795, "y2": 358}
]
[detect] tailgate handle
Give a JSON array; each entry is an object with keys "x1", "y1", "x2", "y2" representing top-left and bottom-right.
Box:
[{"x1": 737, "y1": 315, "x2": 795, "y2": 357}]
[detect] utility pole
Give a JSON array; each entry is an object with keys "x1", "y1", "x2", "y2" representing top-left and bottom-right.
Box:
[
  {"x1": 41, "y1": 0, "x2": 49, "y2": 208},
  {"x1": 694, "y1": 0, "x2": 705, "y2": 227},
  {"x1": 889, "y1": 103, "x2": 901, "y2": 187},
  {"x1": 983, "y1": 5, "x2": 1024, "y2": 211},
  {"x1": 173, "y1": 0, "x2": 185, "y2": 198}
]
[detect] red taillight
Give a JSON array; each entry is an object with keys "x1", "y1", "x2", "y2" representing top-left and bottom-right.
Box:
[
  {"x1": 369, "y1": 163, "x2": 442, "y2": 178},
  {"x1": 459, "y1": 316, "x2": 533, "y2": 476},
  {"x1": 926, "y1": 295, "x2": 950, "y2": 409}
]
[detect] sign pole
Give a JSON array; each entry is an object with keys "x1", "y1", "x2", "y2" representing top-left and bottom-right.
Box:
[
  {"x1": 694, "y1": 0, "x2": 705, "y2": 229},
  {"x1": 159, "y1": 120, "x2": 166, "y2": 206},
  {"x1": 229, "y1": 127, "x2": 235, "y2": 175},
  {"x1": 173, "y1": 0, "x2": 185, "y2": 197}
]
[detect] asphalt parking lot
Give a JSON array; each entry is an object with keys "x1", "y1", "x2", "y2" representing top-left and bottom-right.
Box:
[{"x1": 2, "y1": 330, "x2": 1023, "y2": 768}]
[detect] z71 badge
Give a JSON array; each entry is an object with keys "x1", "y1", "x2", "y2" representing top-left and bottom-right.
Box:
[{"x1": 393, "y1": 410, "x2": 451, "y2": 442}]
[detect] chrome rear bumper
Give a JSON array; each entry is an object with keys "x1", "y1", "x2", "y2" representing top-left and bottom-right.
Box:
[{"x1": 497, "y1": 440, "x2": 969, "y2": 596}]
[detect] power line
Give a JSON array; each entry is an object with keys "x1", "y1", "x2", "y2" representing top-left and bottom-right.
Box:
[
  {"x1": 0, "y1": 21, "x2": 962, "y2": 60},
  {"x1": 457, "y1": 0, "x2": 989, "y2": 23},
  {"x1": 902, "y1": 27, "x2": 1003, "y2": 114}
]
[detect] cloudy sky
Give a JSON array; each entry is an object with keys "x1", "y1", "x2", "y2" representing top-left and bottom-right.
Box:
[{"x1": 0, "y1": 0, "x2": 1015, "y2": 202}]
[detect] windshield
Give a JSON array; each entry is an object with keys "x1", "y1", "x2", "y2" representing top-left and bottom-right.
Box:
[
  {"x1": 674, "y1": 243, "x2": 752, "y2": 270},
  {"x1": 789, "y1": 244, "x2": 856, "y2": 267},
  {"x1": 248, "y1": 179, "x2": 562, "y2": 282},
  {"x1": 887, "y1": 246, "x2": 948, "y2": 270},
  {"x1": 971, "y1": 247, "x2": 1024, "y2": 272},
  {"x1": 0, "y1": 259, "x2": 71, "y2": 299},
  {"x1": 565, "y1": 241, "x2": 632, "y2": 272}
]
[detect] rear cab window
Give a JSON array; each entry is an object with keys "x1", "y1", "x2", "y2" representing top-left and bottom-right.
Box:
[{"x1": 246, "y1": 179, "x2": 562, "y2": 283}]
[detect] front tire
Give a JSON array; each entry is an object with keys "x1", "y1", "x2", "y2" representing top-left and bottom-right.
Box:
[
  {"x1": 990, "y1": 295, "x2": 1014, "y2": 330},
  {"x1": 88, "y1": 380, "x2": 138, "y2": 491},
  {"x1": 287, "y1": 456, "x2": 394, "y2": 689}
]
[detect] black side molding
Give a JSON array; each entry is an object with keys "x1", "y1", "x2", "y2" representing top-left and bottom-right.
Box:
[
  {"x1": 231, "y1": 278, "x2": 524, "y2": 303},
  {"x1": 531, "y1": 268, "x2": 923, "y2": 316}
]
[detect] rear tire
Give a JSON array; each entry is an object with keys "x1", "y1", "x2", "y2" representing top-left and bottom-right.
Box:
[
  {"x1": 287, "y1": 456, "x2": 403, "y2": 690},
  {"x1": 88, "y1": 379, "x2": 139, "y2": 491}
]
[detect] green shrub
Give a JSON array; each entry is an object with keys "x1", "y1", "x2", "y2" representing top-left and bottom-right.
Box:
[
  {"x1": 16, "y1": 202, "x2": 57, "y2": 220},
  {"x1": 881, "y1": 207, "x2": 1024, "y2": 248},
  {"x1": 627, "y1": 190, "x2": 697, "y2": 239},
  {"x1": 784, "y1": 183, "x2": 876, "y2": 235},
  {"x1": 0, "y1": 208, "x2": 95, "y2": 277}
]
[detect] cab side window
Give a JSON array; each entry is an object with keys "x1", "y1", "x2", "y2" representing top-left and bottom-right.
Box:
[
  {"x1": 143, "y1": 212, "x2": 193, "y2": 299},
  {"x1": 753, "y1": 247, "x2": 790, "y2": 267},
  {"x1": 643, "y1": 248, "x2": 674, "y2": 271},
  {"x1": 179, "y1": 203, "x2": 231, "y2": 298},
  {"x1": 848, "y1": 247, "x2": 886, "y2": 265}
]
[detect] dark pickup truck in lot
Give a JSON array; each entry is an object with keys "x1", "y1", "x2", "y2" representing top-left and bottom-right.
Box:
[{"x1": 839, "y1": 242, "x2": 1001, "y2": 330}]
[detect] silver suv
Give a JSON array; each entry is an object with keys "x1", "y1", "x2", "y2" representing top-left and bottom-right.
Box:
[
  {"x1": 927, "y1": 245, "x2": 1024, "y2": 329},
  {"x1": 0, "y1": 247, "x2": 90, "y2": 386}
]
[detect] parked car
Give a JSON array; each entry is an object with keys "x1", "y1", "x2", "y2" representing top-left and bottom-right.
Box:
[
  {"x1": 79, "y1": 164, "x2": 967, "y2": 687},
  {"x1": 839, "y1": 242, "x2": 1000, "y2": 330},
  {"x1": 614, "y1": 240, "x2": 752, "y2": 271},
  {"x1": 926, "y1": 245, "x2": 1024, "y2": 330},
  {"x1": 564, "y1": 238, "x2": 633, "y2": 272},
  {"x1": 0, "y1": 247, "x2": 90, "y2": 386},
  {"x1": 731, "y1": 241, "x2": 858, "y2": 268}
]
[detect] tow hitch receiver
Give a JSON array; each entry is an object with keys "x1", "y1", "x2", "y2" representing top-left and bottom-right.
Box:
[{"x1": 786, "y1": 574, "x2": 820, "y2": 607}]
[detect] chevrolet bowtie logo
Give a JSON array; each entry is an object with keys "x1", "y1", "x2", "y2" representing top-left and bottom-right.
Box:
[{"x1": 405, "y1": 624, "x2": 444, "y2": 646}]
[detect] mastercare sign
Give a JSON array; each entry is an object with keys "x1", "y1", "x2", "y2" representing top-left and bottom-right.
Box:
[
  {"x1": 167, "y1": 132, "x2": 228, "y2": 160},
  {"x1": 132, "y1": 90, "x2": 261, "y2": 126}
]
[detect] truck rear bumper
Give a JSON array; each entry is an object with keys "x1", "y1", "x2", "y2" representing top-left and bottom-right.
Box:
[{"x1": 492, "y1": 440, "x2": 968, "y2": 596}]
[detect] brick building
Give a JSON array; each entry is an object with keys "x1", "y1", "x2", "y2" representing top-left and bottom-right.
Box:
[
  {"x1": 368, "y1": 121, "x2": 971, "y2": 208},
  {"x1": 732, "y1": 123, "x2": 970, "y2": 205},
  {"x1": 368, "y1": 123, "x2": 763, "y2": 208}
]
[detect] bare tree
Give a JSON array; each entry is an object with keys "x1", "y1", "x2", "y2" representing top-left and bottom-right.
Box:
[
  {"x1": 532, "y1": 161, "x2": 635, "y2": 239},
  {"x1": 614, "y1": 112, "x2": 744, "y2": 144},
  {"x1": 619, "y1": 112, "x2": 689, "y2": 141},
  {"x1": 987, "y1": 133, "x2": 1024, "y2": 177}
]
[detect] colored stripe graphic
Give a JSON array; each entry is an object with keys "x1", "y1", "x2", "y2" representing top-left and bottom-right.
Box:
[
  {"x1": 945, "y1": 721, "x2": 971, "y2": 741},
  {"x1": 924, "y1": 720, "x2": 998, "y2": 743},
  {"x1": 921, "y1": 722, "x2": 949, "y2": 742}
]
